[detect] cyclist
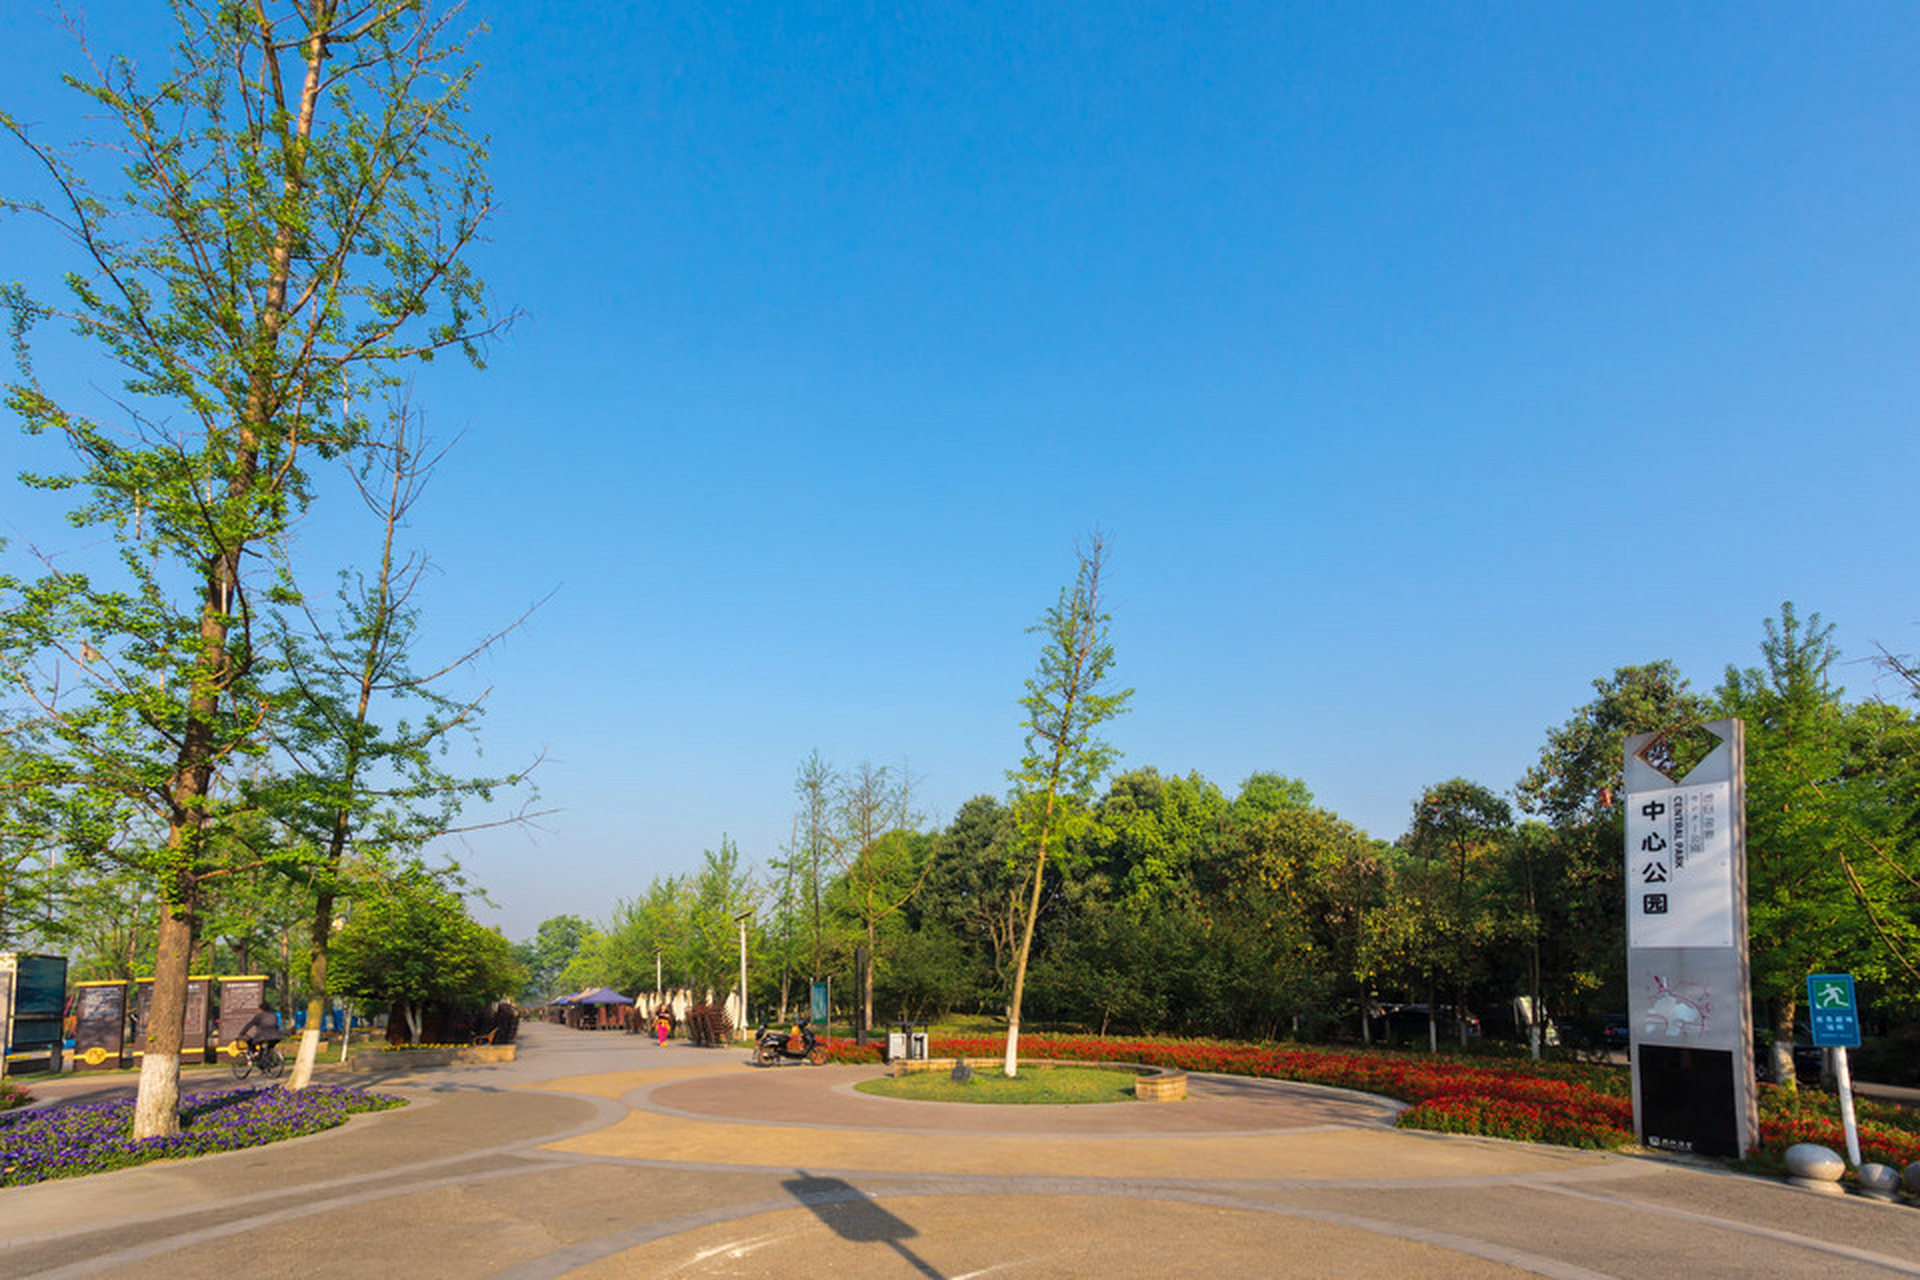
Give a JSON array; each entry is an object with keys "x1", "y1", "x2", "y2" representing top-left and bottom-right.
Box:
[{"x1": 238, "y1": 1002, "x2": 282, "y2": 1065}]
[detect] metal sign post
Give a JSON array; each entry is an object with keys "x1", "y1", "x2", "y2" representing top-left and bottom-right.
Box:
[
  {"x1": 1624, "y1": 719, "x2": 1757, "y2": 1157},
  {"x1": 1808, "y1": 973, "x2": 1862, "y2": 1166}
]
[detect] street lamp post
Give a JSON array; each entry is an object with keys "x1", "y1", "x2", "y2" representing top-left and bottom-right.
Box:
[
  {"x1": 734, "y1": 910, "x2": 753, "y2": 1041},
  {"x1": 653, "y1": 948, "x2": 663, "y2": 1011}
]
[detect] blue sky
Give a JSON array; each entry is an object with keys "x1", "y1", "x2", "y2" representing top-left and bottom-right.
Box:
[{"x1": 3, "y1": 3, "x2": 1916, "y2": 942}]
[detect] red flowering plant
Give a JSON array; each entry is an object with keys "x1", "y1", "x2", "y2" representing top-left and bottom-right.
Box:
[
  {"x1": 838, "y1": 1032, "x2": 1636, "y2": 1148},
  {"x1": 825, "y1": 1030, "x2": 1920, "y2": 1165},
  {"x1": 1752, "y1": 1082, "x2": 1920, "y2": 1171}
]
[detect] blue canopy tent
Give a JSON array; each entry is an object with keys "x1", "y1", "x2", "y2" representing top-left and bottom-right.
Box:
[{"x1": 566, "y1": 986, "x2": 634, "y2": 1029}]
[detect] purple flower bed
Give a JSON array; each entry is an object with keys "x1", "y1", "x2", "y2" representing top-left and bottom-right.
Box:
[{"x1": 0, "y1": 1084, "x2": 404, "y2": 1186}]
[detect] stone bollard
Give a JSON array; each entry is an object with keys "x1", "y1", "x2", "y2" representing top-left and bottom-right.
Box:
[
  {"x1": 1905, "y1": 1161, "x2": 1920, "y2": 1197},
  {"x1": 1784, "y1": 1144, "x2": 1846, "y2": 1196},
  {"x1": 1855, "y1": 1163, "x2": 1901, "y2": 1201}
]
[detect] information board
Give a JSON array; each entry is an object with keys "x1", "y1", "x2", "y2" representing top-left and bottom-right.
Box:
[
  {"x1": 133, "y1": 976, "x2": 215, "y2": 1062},
  {"x1": 71, "y1": 981, "x2": 129, "y2": 1070},
  {"x1": 218, "y1": 976, "x2": 269, "y2": 1050},
  {"x1": 1626, "y1": 781, "x2": 1734, "y2": 948},
  {"x1": 1624, "y1": 720, "x2": 1756, "y2": 1159},
  {"x1": 0, "y1": 953, "x2": 68, "y2": 1074}
]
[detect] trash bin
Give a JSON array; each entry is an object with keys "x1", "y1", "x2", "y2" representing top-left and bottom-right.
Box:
[{"x1": 892, "y1": 1021, "x2": 929, "y2": 1061}]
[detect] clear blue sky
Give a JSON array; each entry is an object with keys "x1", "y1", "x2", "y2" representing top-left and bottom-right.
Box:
[{"x1": 3, "y1": 3, "x2": 1916, "y2": 942}]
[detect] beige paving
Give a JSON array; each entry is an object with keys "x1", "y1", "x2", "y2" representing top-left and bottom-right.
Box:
[{"x1": 8, "y1": 1024, "x2": 1920, "y2": 1280}]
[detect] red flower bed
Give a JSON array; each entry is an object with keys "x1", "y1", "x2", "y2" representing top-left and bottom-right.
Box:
[
  {"x1": 826, "y1": 1032, "x2": 1920, "y2": 1165},
  {"x1": 831, "y1": 1033, "x2": 1634, "y2": 1148},
  {"x1": 1759, "y1": 1104, "x2": 1920, "y2": 1169}
]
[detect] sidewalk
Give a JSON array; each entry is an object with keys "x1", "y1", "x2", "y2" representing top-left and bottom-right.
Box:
[{"x1": 4, "y1": 1023, "x2": 1918, "y2": 1279}]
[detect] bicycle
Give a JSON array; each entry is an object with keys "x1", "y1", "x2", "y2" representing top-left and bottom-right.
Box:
[{"x1": 230, "y1": 1039, "x2": 285, "y2": 1080}]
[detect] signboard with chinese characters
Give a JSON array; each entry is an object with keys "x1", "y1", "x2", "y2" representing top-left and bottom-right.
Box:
[
  {"x1": 1626, "y1": 782, "x2": 1733, "y2": 948},
  {"x1": 133, "y1": 975, "x2": 216, "y2": 1064},
  {"x1": 1624, "y1": 719, "x2": 1755, "y2": 1159},
  {"x1": 71, "y1": 980, "x2": 129, "y2": 1070},
  {"x1": 1807, "y1": 973, "x2": 1860, "y2": 1048},
  {"x1": 218, "y1": 976, "x2": 269, "y2": 1050}
]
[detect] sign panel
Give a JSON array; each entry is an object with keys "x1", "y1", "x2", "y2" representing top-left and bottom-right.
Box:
[
  {"x1": 810, "y1": 981, "x2": 830, "y2": 1026},
  {"x1": 0, "y1": 953, "x2": 67, "y2": 1074},
  {"x1": 133, "y1": 976, "x2": 215, "y2": 1062},
  {"x1": 1626, "y1": 781, "x2": 1734, "y2": 948},
  {"x1": 1807, "y1": 973, "x2": 1860, "y2": 1048},
  {"x1": 71, "y1": 981, "x2": 129, "y2": 1070},
  {"x1": 1624, "y1": 720, "x2": 1756, "y2": 1159},
  {"x1": 217, "y1": 976, "x2": 269, "y2": 1051}
]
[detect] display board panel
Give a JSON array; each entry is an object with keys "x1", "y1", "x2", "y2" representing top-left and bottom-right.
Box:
[
  {"x1": 71, "y1": 981, "x2": 129, "y2": 1070},
  {"x1": 1, "y1": 953, "x2": 67, "y2": 1074}
]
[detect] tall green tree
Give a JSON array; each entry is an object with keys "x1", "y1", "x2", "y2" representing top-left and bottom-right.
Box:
[
  {"x1": 912, "y1": 795, "x2": 1019, "y2": 1002},
  {"x1": 262, "y1": 407, "x2": 535, "y2": 1089},
  {"x1": 1091, "y1": 768, "x2": 1228, "y2": 911},
  {"x1": 516, "y1": 914, "x2": 591, "y2": 1004},
  {"x1": 1, "y1": 2, "x2": 499, "y2": 1137},
  {"x1": 683, "y1": 838, "x2": 759, "y2": 1010},
  {"x1": 329, "y1": 871, "x2": 522, "y2": 1043},
  {"x1": 833, "y1": 760, "x2": 930, "y2": 1033},
  {"x1": 792, "y1": 751, "x2": 839, "y2": 983},
  {"x1": 1516, "y1": 662, "x2": 1708, "y2": 1019},
  {"x1": 1716, "y1": 603, "x2": 1920, "y2": 1084},
  {"x1": 1004, "y1": 534, "x2": 1131, "y2": 1076},
  {"x1": 1404, "y1": 779, "x2": 1511, "y2": 1049}
]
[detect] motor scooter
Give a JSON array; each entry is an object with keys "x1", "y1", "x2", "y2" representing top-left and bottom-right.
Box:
[{"x1": 753, "y1": 1022, "x2": 827, "y2": 1066}]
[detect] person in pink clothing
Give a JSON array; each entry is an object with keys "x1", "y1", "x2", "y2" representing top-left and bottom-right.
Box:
[{"x1": 654, "y1": 1009, "x2": 670, "y2": 1046}]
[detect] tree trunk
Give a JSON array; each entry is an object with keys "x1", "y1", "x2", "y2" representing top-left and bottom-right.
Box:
[
  {"x1": 288, "y1": 888, "x2": 335, "y2": 1090},
  {"x1": 1770, "y1": 995, "x2": 1798, "y2": 1090},
  {"x1": 133, "y1": 901, "x2": 196, "y2": 1138},
  {"x1": 1004, "y1": 812, "x2": 1053, "y2": 1079}
]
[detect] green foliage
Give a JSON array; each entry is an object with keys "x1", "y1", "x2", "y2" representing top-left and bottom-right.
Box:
[
  {"x1": 515, "y1": 914, "x2": 591, "y2": 1003},
  {"x1": 1003, "y1": 535, "x2": 1133, "y2": 1069},
  {"x1": 1091, "y1": 768, "x2": 1227, "y2": 910},
  {"x1": 1, "y1": 1, "x2": 502, "y2": 1132},
  {"x1": 1402, "y1": 779, "x2": 1512, "y2": 1041},
  {"x1": 550, "y1": 842, "x2": 758, "y2": 1005},
  {"x1": 328, "y1": 872, "x2": 522, "y2": 1036},
  {"x1": 1229, "y1": 772, "x2": 1314, "y2": 823},
  {"x1": 1516, "y1": 662, "x2": 1708, "y2": 1015},
  {"x1": 1718, "y1": 604, "x2": 1920, "y2": 1010}
]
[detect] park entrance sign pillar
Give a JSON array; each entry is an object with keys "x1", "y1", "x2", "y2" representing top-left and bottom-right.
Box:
[{"x1": 1624, "y1": 719, "x2": 1757, "y2": 1158}]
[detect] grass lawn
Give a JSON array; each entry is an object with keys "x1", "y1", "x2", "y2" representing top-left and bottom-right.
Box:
[{"x1": 858, "y1": 1064, "x2": 1141, "y2": 1105}]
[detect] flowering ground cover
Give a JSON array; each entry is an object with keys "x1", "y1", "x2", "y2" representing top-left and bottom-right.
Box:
[
  {"x1": 0, "y1": 1081, "x2": 31, "y2": 1112},
  {"x1": 0, "y1": 1084, "x2": 404, "y2": 1187},
  {"x1": 1753, "y1": 1084, "x2": 1920, "y2": 1171},
  {"x1": 827, "y1": 1032, "x2": 1920, "y2": 1167}
]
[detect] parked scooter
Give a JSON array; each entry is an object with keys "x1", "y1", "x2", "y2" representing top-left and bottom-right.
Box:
[{"x1": 754, "y1": 1021, "x2": 827, "y2": 1066}]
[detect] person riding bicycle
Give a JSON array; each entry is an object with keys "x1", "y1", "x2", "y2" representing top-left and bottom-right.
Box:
[{"x1": 239, "y1": 1004, "x2": 281, "y2": 1061}]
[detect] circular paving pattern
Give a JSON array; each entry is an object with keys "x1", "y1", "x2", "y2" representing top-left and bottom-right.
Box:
[{"x1": 641, "y1": 1064, "x2": 1406, "y2": 1135}]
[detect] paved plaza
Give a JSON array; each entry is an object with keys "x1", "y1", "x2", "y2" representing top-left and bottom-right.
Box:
[{"x1": 3, "y1": 1021, "x2": 1918, "y2": 1278}]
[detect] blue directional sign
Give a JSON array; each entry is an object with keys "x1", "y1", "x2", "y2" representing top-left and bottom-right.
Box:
[{"x1": 1807, "y1": 973, "x2": 1860, "y2": 1048}]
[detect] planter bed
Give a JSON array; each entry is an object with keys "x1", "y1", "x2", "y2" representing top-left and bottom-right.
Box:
[
  {"x1": 339, "y1": 1043, "x2": 517, "y2": 1072},
  {"x1": 892, "y1": 1056, "x2": 1186, "y2": 1101}
]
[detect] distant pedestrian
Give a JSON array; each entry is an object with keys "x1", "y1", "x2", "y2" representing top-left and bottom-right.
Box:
[{"x1": 655, "y1": 1010, "x2": 670, "y2": 1046}]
